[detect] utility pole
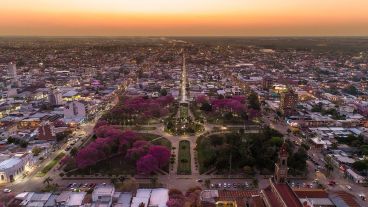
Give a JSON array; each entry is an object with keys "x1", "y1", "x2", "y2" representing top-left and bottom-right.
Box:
[{"x1": 229, "y1": 152, "x2": 232, "y2": 178}]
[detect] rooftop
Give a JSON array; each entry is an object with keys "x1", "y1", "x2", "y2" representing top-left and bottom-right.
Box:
[
  {"x1": 274, "y1": 183, "x2": 303, "y2": 207},
  {"x1": 0, "y1": 157, "x2": 22, "y2": 170}
]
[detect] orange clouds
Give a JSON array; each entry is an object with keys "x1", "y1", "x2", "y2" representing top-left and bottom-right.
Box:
[{"x1": 1, "y1": 0, "x2": 368, "y2": 36}]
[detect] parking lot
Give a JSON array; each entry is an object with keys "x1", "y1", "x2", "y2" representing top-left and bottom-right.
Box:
[
  {"x1": 61, "y1": 180, "x2": 111, "y2": 192},
  {"x1": 209, "y1": 179, "x2": 256, "y2": 190}
]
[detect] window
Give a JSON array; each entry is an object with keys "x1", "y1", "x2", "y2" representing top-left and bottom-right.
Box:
[
  {"x1": 1, "y1": 175, "x2": 4, "y2": 180},
  {"x1": 282, "y1": 159, "x2": 286, "y2": 166}
]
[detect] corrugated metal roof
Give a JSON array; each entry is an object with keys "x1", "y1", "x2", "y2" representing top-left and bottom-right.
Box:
[{"x1": 0, "y1": 157, "x2": 22, "y2": 170}]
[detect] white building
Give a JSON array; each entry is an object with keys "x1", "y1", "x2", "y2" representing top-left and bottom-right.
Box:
[
  {"x1": 92, "y1": 183, "x2": 115, "y2": 206},
  {"x1": 131, "y1": 189, "x2": 151, "y2": 207},
  {"x1": 8, "y1": 62, "x2": 17, "y2": 79},
  {"x1": 63, "y1": 101, "x2": 86, "y2": 123},
  {"x1": 48, "y1": 89, "x2": 64, "y2": 106},
  {"x1": 56, "y1": 191, "x2": 87, "y2": 207},
  {"x1": 0, "y1": 157, "x2": 25, "y2": 183},
  {"x1": 149, "y1": 188, "x2": 169, "y2": 207}
]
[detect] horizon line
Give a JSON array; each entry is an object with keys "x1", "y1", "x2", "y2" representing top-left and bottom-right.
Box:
[{"x1": 1, "y1": 35, "x2": 368, "y2": 39}]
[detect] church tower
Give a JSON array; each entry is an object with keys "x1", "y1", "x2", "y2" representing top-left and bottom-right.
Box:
[{"x1": 274, "y1": 142, "x2": 288, "y2": 183}]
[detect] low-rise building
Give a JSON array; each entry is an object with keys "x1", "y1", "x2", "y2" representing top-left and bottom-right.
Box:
[{"x1": 0, "y1": 157, "x2": 25, "y2": 183}]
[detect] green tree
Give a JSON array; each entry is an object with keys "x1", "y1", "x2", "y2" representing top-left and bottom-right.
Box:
[
  {"x1": 32, "y1": 147, "x2": 42, "y2": 156},
  {"x1": 200, "y1": 102, "x2": 212, "y2": 112},
  {"x1": 324, "y1": 156, "x2": 334, "y2": 177},
  {"x1": 252, "y1": 178, "x2": 259, "y2": 188},
  {"x1": 160, "y1": 88, "x2": 168, "y2": 96},
  {"x1": 20, "y1": 140, "x2": 28, "y2": 148},
  {"x1": 43, "y1": 177, "x2": 53, "y2": 187},
  {"x1": 248, "y1": 91, "x2": 260, "y2": 110},
  {"x1": 243, "y1": 166, "x2": 254, "y2": 177},
  {"x1": 204, "y1": 179, "x2": 211, "y2": 188},
  {"x1": 288, "y1": 148, "x2": 308, "y2": 175},
  {"x1": 150, "y1": 176, "x2": 158, "y2": 187},
  {"x1": 70, "y1": 147, "x2": 78, "y2": 156},
  {"x1": 352, "y1": 160, "x2": 368, "y2": 173},
  {"x1": 343, "y1": 85, "x2": 360, "y2": 95}
]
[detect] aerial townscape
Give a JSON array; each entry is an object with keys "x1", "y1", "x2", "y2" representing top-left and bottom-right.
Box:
[{"x1": 0, "y1": 37, "x2": 367, "y2": 207}]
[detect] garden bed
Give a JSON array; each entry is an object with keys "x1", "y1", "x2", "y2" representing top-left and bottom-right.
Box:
[
  {"x1": 36, "y1": 152, "x2": 65, "y2": 177},
  {"x1": 177, "y1": 140, "x2": 191, "y2": 175}
]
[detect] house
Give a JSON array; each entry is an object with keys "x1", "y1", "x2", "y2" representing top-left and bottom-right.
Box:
[
  {"x1": 293, "y1": 189, "x2": 335, "y2": 207},
  {"x1": 92, "y1": 183, "x2": 115, "y2": 207},
  {"x1": 37, "y1": 121, "x2": 56, "y2": 141},
  {"x1": 56, "y1": 191, "x2": 88, "y2": 206}
]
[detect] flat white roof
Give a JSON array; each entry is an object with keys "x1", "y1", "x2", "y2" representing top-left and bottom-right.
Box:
[
  {"x1": 116, "y1": 192, "x2": 132, "y2": 207},
  {"x1": 136, "y1": 189, "x2": 152, "y2": 198},
  {"x1": 131, "y1": 197, "x2": 149, "y2": 207},
  {"x1": 93, "y1": 184, "x2": 115, "y2": 195},
  {"x1": 131, "y1": 189, "x2": 152, "y2": 207},
  {"x1": 15, "y1": 192, "x2": 30, "y2": 200},
  {"x1": 149, "y1": 188, "x2": 168, "y2": 207},
  {"x1": 66, "y1": 192, "x2": 86, "y2": 206}
]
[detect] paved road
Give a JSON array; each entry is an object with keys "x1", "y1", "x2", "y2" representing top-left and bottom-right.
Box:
[{"x1": 3, "y1": 90, "x2": 122, "y2": 194}]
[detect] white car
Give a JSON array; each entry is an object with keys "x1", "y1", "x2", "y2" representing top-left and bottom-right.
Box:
[{"x1": 3, "y1": 188, "x2": 12, "y2": 193}]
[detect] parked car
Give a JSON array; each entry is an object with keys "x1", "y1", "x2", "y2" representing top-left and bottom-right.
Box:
[{"x1": 3, "y1": 188, "x2": 12, "y2": 193}]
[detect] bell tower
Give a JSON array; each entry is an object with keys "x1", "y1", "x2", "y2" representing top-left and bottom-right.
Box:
[{"x1": 274, "y1": 142, "x2": 288, "y2": 183}]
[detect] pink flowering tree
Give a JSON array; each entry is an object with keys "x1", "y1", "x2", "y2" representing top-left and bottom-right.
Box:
[
  {"x1": 248, "y1": 108, "x2": 261, "y2": 120},
  {"x1": 94, "y1": 125, "x2": 116, "y2": 138},
  {"x1": 94, "y1": 120, "x2": 109, "y2": 132},
  {"x1": 167, "y1": 189, "x2": 185, "y2": 207},
  {"x1": 125, "y1": 140, "x2": 152, "y2": 162},
  {"x1": 76, "y1": 145, "x2": 106, "y2": 169},
  {"x1": 75, "y1": 137, "x2": 118, "y2": 169},
  {"x1": 211, "y1": 97, "x2": 246, "y2": 114},
  {"x1": 166, "y1": 199, "x2": 185, "y2": 207},
  {"x1": 148, "y1": 145, "x2": 171, "y2": 168},
  {"x1": 107, "y1": 96, "x2": 174, "y2": 124},
  {"x1": 126, "y1": 146, "x2": 148, "y2": 162},
  {"x1": 136, "y1": 154, "x2": 159, "y2": 174},
  {"x1": 196, "y1": 95, "x2": 209, "y2": 105}
]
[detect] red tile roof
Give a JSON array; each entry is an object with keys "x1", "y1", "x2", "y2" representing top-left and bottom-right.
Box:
[
  {"x1": 217, "y1": 190, "x2": 260, "y2": 207},
  {"x1": 293, "y1": 189, "x2": 329, "y2": 198},
  {"x1": 218, "y1": 190, "x2": 259, "y2": 198},
  {"x1": 274, "y1": 183, "x2": 303, "y2": 207},
  {"x1": 262, "y1": 186, "x2": 283, "y2": 207},
  {"x1": 251, "y1": 196, "x2": 266, "y2": 207}
]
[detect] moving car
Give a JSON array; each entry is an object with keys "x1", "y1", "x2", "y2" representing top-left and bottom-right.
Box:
[{"x1": 345, "y1": 185, "x2": 352, "y2": 190}]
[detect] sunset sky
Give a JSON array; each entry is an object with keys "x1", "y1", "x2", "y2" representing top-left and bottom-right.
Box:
[{"x1": 1, "y1": 0, "x2": 368, "y2": 36}]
